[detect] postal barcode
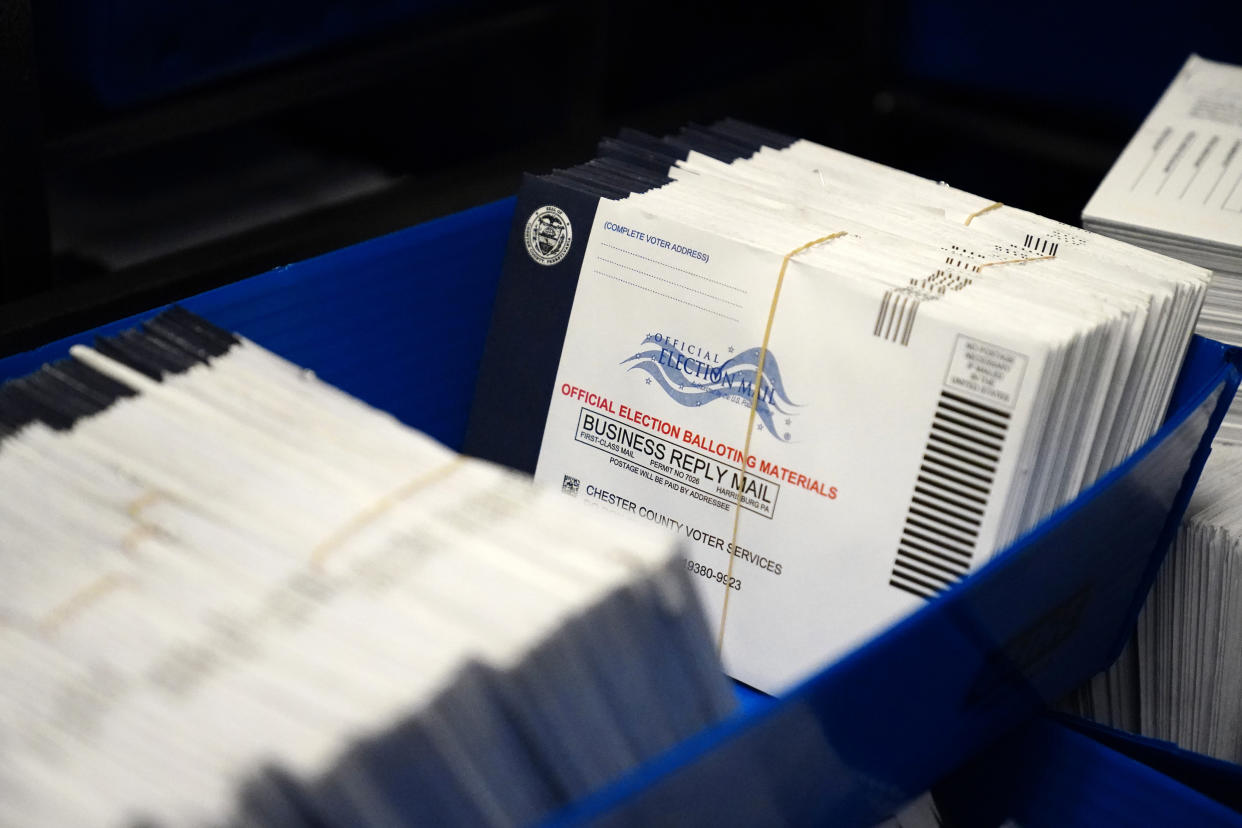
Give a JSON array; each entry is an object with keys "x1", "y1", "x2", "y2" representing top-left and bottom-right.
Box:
[
  {"x1": 1022, "y1": 234, "x2": 1059, "y2": 256},
  {"x1": 873, "y1": 289, "x2": 919, "y2": 346},
  {"x1": 889, "y1": 390, "x2": 1010, "y2": 600}
]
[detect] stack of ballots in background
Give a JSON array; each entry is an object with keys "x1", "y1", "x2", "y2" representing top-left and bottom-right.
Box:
[
  {"x1": 1084, "y1": 54, "x2": 1242, "y2": 443},
  {"x1": 1067, "y1": 441, "x2": 1242, "y2": 766},
  {"x1": 1133, "y1": 443, "x2": 1242, "y2": 765},
  {"x1": 469, "y1": 119, "x2": 1211, "y2": 696},
  {"x1": 1076, "y1": 56, "x2": 1242, "y2": 757},
  {"x1": 0, "y1": 308, "x2": 735, "y2": 827}
]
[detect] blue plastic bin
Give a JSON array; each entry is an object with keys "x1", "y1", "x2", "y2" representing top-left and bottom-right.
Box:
[
  {"x1": 1, "y1": 197, "x2": 1239, "y2": 825},
  {"x1": 935, "y1": 714, "x2": 1242, "y2": 827}
]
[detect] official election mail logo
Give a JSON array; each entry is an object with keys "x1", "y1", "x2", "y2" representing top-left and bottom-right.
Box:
[
  {"x1": 524, "y1": 205, "x2": 572, "y2": 266},
  {"x1": 622, "y1": 334, "x2": 800, "y2": 441}
]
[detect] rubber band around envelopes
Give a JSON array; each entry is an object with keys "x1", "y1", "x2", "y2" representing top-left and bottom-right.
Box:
[
  {"x1": 715, "y1": 214, "x2": 1059, "y2": 655},
  {"x1": 32, "y1": 490, "x2": 166, "y2": 633},
  {"x1": 963, "y1": 201, "x2": 1004, "y2": 226},
  {"x1": 39, "y1": 573, "x2": 135, "y2": 635},
  {"x1": 36, "y1": 458, "x2": 469, "y2": 633},
  {"x1": 717, "y1": 232, "x2": 846, "y2": 654},
  {"x1": 965, "y1": 202, "x2": 1059, "y2": 268},
  {"x1": 311, "y1": 457, "x2": 468, "y2": 568}
]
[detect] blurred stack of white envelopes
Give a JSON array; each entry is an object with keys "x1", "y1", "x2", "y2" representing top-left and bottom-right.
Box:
[
  {"x1": 1077, "y1": 54, "x2": 1242, "y2": 745},
  {"x1": 1136, "y1": 442, "x2": 1242, "y2": 764},
  {"x1": 1085, "y1": 54, "x2": 1242, "y2": 443},
  {"x1": 474, "y1": 120, "x2": 1211, "y2": 693},
  {"x1": 0, "y1": 308, "x2": 734, "y2": 827},
  {"x1": 1069, "y1": 442, "x2": 1242, "y2": 763}
]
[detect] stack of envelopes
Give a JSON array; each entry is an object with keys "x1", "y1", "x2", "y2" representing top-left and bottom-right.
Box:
[
  {"x1": 469, "y1": 120, "x2": 1211, "y2": 693},
  {"x1": 1084, "y1": 54, "x2": 1242, "y2": 443},
  {"x1": 1068, "y1": 441, "x2": 1242, "y2": 763},
  {"x1": 0, "y1": 308, "x2": 735, "y2": 827},
  {"x1": 1079, "y1": 54, "x2": 1242, "y2": 750}
]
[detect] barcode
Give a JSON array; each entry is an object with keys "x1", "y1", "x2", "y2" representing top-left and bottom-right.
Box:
[
  {"x1": 946, "y1": 245, "x2": 985, "y2": 273},
  {"x1": 1022, "y1": 234, "x2": 1060, "y2": 256},
  {"x1": 873, "y1": 275, "x2": 973, "y2": 346},
  {"x1": 889, "y1": 390, "x2": 1010, "y2": 599},
  {"x1": 873, "y1": 290, "x2": 920, "y2": 345},
  {"x1": 918, "y1": 270, "x2": 973, "y2": 292}
]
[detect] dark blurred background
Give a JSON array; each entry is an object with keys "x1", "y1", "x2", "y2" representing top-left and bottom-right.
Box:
[{"x1": 2, "y1": 0, "x2": 1240, "y2": 355}]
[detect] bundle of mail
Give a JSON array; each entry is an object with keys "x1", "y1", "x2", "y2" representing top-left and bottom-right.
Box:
[
  {"x1": 1075, "y1": 55, "x2": 1242, "y2": 758},
  {"x1": 470, "y1": 119, "x2": 1210, "y2": 693},
  {"x1": 1085, "y1": 54, "x2": 1242, "y2": 443},
  {"x1": 1087, "y1": 443, "x2": 1242, "y2": 764},
  {"x1": 0, "y1": 308, "x2": 733, "y2": 826}
]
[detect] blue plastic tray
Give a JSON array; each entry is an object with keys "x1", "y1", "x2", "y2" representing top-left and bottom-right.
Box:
[
  {"x1": 2, "y1": 197, "x2": 1239, "y2": 826},
  {"x1": 935, "y1": 714, "x2": 1242, "y2": 827}
]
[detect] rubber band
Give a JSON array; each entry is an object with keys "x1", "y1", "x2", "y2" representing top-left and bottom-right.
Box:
[
  {"x1": 978, "y1": 254, "x2": 1056, "y2": 270},
  {"x1": 39, "y1": 572, "x2": 134, "y2": 635},
  {"x1": 39, "y1": 492, "x2": 163, "y2": 630},
  {"x1": 964, "y1": 202, "x2": 1003, "y2": 226},
  {"x1": 120, "y1": 524, "x2": 157, "y2": 553},
  {"x1": 311, "y1": 457, "x2": 467, "y2": 567},
  {"x1": 717, "y1": 232, "x2": 846, "y2": 654},
  {"x1": 127, "y1": 490, "x2": 165, "y2": 518}
]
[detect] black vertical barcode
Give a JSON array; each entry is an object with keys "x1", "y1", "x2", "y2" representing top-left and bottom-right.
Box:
[
  {"x1": 1022, "y1": 234, "x2": 1060, "y2": 256},
  {"x1": 889, "y1": 390, "x2": 1011, "y2": 600},
  {"x1": 873, "y1": 289, "x2": 920, "y2": 346}
]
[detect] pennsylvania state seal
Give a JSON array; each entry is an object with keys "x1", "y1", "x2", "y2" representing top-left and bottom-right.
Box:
[{"x1": 524, "y1": 205, "x2": 572, "y2": 266}]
